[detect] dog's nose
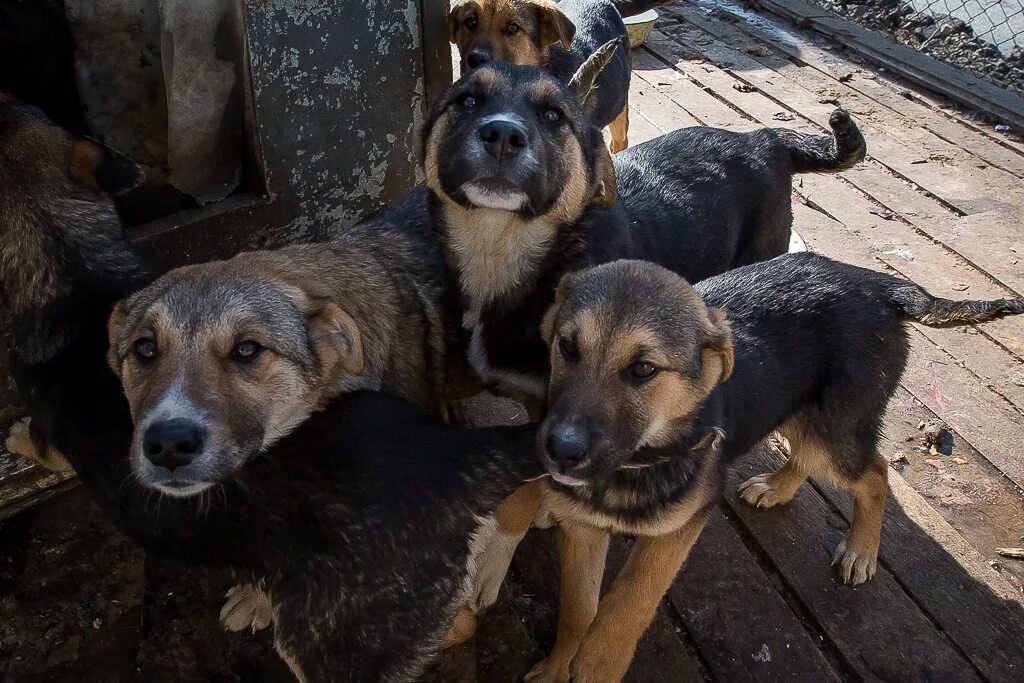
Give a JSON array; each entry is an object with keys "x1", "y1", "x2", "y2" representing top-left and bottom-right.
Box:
[
  {"x1": 465, "y1": 49, "x2": 491, "y2": 69},
  {"x1": 546, "y1": 425, "x2": 589, "y2": 466},
  {"x1": 478, "y1": 120, "x2": 527, "y2": 161},
  {"x1": 143, "y1": 419, "x2": 205, "y2": 470}
]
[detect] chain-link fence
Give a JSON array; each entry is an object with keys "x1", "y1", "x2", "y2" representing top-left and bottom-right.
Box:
[{"x1": 805, "y1": 0, "x2": 1024, "y2": 95}]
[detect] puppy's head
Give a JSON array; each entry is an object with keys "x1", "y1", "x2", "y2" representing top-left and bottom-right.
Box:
[
  {"x1": 538, "y1": 261, "x2": 734, "y2": 486},
  {"x1": 448, "y1": 0, "x2": 575, "y2": 71},
  {"x1": 107, "y1": 253, "x2": 364, "y2": 497},
  {"x1": 423, "y1": 41, "x2": 618, "y2": 221},
  {"x1": 0, "y1": 94, "x2": 143, "y2": 292}
]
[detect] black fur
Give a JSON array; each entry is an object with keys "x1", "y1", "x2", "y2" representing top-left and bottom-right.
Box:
[
  {"x1": 1, "y1": 97, "x2": 540, "y2": 681},
  {"x1": 425, "y1": 63, "x2": 865, "y2": 400},
  {"x1": 545, "y1": 0, "x2": 631, "y2": 128}
]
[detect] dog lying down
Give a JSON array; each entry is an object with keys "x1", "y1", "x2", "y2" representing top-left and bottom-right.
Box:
[
  {"x1": 507, "y1": 255, "x2": 1024, "y2": 682},
  {"x1": 0, "y1": 95, "x2": 541, "y2": 682}
]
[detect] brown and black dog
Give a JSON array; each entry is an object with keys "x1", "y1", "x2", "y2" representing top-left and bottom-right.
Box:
[
  {"x1": 448, "y1": 0, "x2": 647, "y2": 152},
  {"x1": 508, "y1": 255, "x2": 1024, "y2": 682},
  {"x1": 423, "y1": 49, "x2": 865, "y2": 415}
]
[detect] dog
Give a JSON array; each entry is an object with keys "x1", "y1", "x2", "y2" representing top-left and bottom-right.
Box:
[
  {"x1": 512, "y1": 255, "x2": 1024, "y2": 682},
  {"x1": 448, "y1": 0, "x2": 647, "y2": 152},
  {"x1": 422, "y1": 47, "x2": 866, "y2": 415},
  {"x1": 0, "y1": 92, "x2": 148, "y2": 473},
  {"x1": 0, "y1": 95, "x2": 543, "y2": 681}
]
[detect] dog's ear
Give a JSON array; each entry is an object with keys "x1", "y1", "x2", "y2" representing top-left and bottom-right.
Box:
[
  {"x1": 309, "y1": 301, "x2": 365, "y2": 377},
  {"x1": 447, "y1": 2, "x2": 469, "y2": 43},
  {"x1": 69, "y1": 138, "x2": 145, "y2": 196},
  {"x1": 106, "y1": 299, "x2": 131, "y2": 378},
  {"x1": 699, "y1": 307, "x2": 734, "y2": 389},
  {"x1": 533, "y1": 0, "x2": 575, "y2": 49},
  {"x1": 568, "y1": 37, "x2": 620, "y2": 104},
  {"x1": 541, "y1": 271, "x2": 578, "y2": 344},
  {"x1": 590, "y1": 140, "x2": 618, "y2": 207}
]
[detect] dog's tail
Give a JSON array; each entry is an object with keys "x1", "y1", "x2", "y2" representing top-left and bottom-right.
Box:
[
  {"x1": 782, "y1": 109, "x2": 866, "y2": 174},
  {"x1": 886, "y1": 281, "x2": 1024, "y2": 328},
  {"x1": 613, "y1": 1, "x2": 673, "y2": 18}
]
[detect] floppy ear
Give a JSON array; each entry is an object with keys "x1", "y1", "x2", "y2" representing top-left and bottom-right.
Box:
[
  {"x1": 534, "y1": 0, "x2": 575, "y2": 49},
  {"x1": 447, "y1": 2, "x2": 468, "y2": 43},
  {"x1": 540, "y1": 271, "x2": 578, "y2": 344},
  {"x1": 568, "y1": 37, "x2": 621, "y2": 104},
  {"x1": 309, "y1": 301, "x2": 364, "y2": 376},
  {"x1": 106, "y1": 299, "x2": 131, "y2": 378},
  {"x1": 590, "y1": 141, "x2": 618, "y2": 207},
  {"x1": 69, "y1": 138, "x2": 145, "y2": 196},
  {"x1": 699, "y1": 307, "x2": 734, "y2": 388}
]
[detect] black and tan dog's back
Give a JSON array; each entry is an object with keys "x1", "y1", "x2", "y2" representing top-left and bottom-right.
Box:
[{"x1": 521, "y1": 254, "x2": 1024, "y2": 681}]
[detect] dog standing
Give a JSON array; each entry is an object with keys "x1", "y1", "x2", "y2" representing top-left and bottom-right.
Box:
[
  {"x1": 521, "y1": 255, "x2": 1024, "y2": 682},
  {"x1": 422, "y1": 49, "x2": 865, "y2": 415}
]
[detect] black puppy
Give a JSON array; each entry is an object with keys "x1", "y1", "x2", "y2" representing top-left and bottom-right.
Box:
[
  {"x1": 0, "y1": 95, "x2": 540, "y2": 681},
  {"x1": 422, "y1": 51, "x2": 866, "y2": 412}
]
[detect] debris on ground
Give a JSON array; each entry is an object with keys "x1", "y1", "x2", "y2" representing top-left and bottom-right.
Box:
[
  {"x1": 733, "y1": 83, "x2": 757, "y2": 93},
  {"x1": 997, "y1": 547, "x2": 1024, "y2": 559},
  {"x1": 743, "y1": 44, "x2": 771, "y2": 57},
  {"x1": 838, "y1": 72, "x2": 854, "y2": 83},
  {"x1": 995, "y1": 124, "x2": 1011, "y2": 132},
  {"x1": 772, "y1": 111, "x2": 796, "y2": 121},
  {"x1": 919, "y1": 421, "x2": 955, "y2": 456},
  {"x1": 888, "y1": 450, "x2": 909, "y2": 468},
  {"x1": 869, "y1": 207, "x2": 897, "y2": 220}
]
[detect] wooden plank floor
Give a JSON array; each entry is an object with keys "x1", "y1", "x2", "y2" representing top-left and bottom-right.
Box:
[{"x1": 2, "y1": 2, "x2": 1024, "y2": 681}]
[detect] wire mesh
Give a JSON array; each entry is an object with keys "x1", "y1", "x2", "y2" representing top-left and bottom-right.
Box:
[{"x1": 805, "y1": 0, "x2": 1024, "y2": 94}]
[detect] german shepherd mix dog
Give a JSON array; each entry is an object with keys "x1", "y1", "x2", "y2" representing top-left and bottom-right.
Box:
[
  {"x1": 0, "y1": 95, "x2": 541, "y2": 681},
  {"x1": 422, "y1": 45, "x2": 866, "y2": 415},
  {"x1": 448, "y1": 0, "x2": 638, "y2": 152},
  {"x1": 522, "y1": 256, "x2": 1024, "y2": 682}
]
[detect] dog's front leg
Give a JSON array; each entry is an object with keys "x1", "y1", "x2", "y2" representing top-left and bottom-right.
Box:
[
  {"x1": 570, "y1": 509, "x2": 711, "y2": 683},
  {"x1": 525, "y1": 521, "x2": 609, "y2": 683}
]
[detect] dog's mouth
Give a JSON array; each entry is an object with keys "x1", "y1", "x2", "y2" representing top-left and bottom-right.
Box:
[
  {"x1": 150, "y1": 478, "x2": 214, "y2": 498},
  {"x1": 549, "y1": 471, "x2": 589, "y2": 488},
  {"x1": 460, "y1": 178, "x2": 531, "y2": 211}
]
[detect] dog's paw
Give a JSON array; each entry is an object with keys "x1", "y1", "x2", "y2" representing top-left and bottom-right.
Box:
[
  {"x1": 570, "y1": 632, "x2": 633, "y2": 683},
  {"x1": 831, "y1": 538, "x2": 878, "y2": 586},
  {"x1": 5, "y1": 418, "x2": 71, "y2": 472},
  {"x1": 220, "y1": 583, "x2": 273, "y2": 633},
  {"x1": 737, "y1": 473, "x2": 791, "y2": 508},
  {"x1": 524, "y1": 657, "x2": 571, "y2": 683}
]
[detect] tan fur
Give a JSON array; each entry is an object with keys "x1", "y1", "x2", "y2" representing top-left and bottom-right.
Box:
[
  {"x1": 525, "y1": 520, "x2": 610, "y2": 683},
  {"x1": 449, "y1": 0, "x2": 573, "y2": 66},
  {"x1": 608, "y1": 103, "x2": 630, "y2": 154},
  {"x1": 443, "y1": 605, "x2": 479, "y2": 647},
  {"x1": 738, "y1": 414, "x2": 888, "y2": 585},
  {"x1": 4, "y1": 417, "x2": 71, "y2": 472}
]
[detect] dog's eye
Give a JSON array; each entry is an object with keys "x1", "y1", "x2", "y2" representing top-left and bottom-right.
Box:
[
  {"x1": 558, "y1": 337, "x2": 579, "y2": 362},
  {"x1": 231, "y1": 341, "x2": 262, "y2": 361},
  {"x1": 134, "y1": 338, "x2": 157, "y2": 361},
  {"x1": 629, "y1": 362, "x2": 659, "y2": 381},
  {"x1": 458, "y1": 93, "x2": 479, "y2": 110},
  {"x1": 543, "y1": 108, "x2": 562, "y2": 123},
  {"x1": 465, "y1": 16, "x2": 478, "y2": 30},
  {"x1": 505, "y1": 22, "x2": 520, "y2": 35}
]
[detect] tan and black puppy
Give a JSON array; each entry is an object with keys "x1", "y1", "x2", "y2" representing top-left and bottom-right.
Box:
[
  {"x1": 0, "y1": 93, "x2": 147, "y2": 473},
  {"x1": 448, "y1": 0, "x2": 634, "y2": 151},
  {"x1": 107, "y1": 223, "x2": 453, "y2": 498},
  {"x1": 520, "y1": 255, "x2": 1024, "y2": 682},
  {"x1": 423, "y1": 50, "x2": 865, "y2": 415}
]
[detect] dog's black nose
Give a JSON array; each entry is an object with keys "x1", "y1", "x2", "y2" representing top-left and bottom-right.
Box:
[
  {"x1": 546, "y1": 425, "x2": 589, "y2": 466},
  {"x1": 143, "y1": 419, "x2": 205, "y2": 470},
  {"x1": 479, "y1": 119, "x2": 527, "y2": 160},
  {"x1": 465, "y1": 49, "x2": 491, "y2": 69}
]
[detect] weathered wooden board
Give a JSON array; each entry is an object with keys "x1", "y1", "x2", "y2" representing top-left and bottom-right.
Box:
[
  {"x1": 670, "y1": 511, "x2": 844, "y2": 682},
  {"x1": 723, "y1": 447, "x2": 984, "y2": 682}
]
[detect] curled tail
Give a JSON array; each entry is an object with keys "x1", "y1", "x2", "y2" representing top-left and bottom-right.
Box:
[
  {"x1": 612, "y1": 1, "x2": 673, "y2": 18},
  {"x1": 888, "y1": 282, "x2": 1024, "y2": 327},
  {"x1": 782, "y1": 109, "x2": 866, "y2": 173}
]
